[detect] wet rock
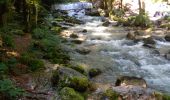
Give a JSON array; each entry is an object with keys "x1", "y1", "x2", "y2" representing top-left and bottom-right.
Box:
[
  {"x1": 165, "y1": 54, "x2": 170, "y2": 60},
  {"x1": 127, "y1": 32, "x2": 136, "y2": 40},
  {"x1": 71, "y1": 39, "x2": 84, "y2": 44},
  {"x1": 82, "y1": 29, "x2": 87, "y2": 33},
  {"x1": 115, "y1": 76, "x2": 147, "y2": 88},
  {"x1": 59, "y1": 87, "x2": 84, "y2": 100},
  {"x1": 165, "y1": 33, "x2": 170, "y2": 42},
  {"x1": 143, "y1": 37, "x2": 156, "y2": 48},
  {"x1": 52, "y1": 67, "x2": 89, "y2": 92},
  {"x1": 102, "y1": 21, "x2": 110, "y2": 27},
  {"x1": 85, "y1": 9, "x2": 100, "y2": 16},
  {"x1": 89, "y1": 68, "x2": 102, "y2": 78},
  {"x1": 134, "y1": 30, "x2": 145, "y2": 36},
  {"x1": 76, "y1": 47, "x2": 91, "y2": 55},
  {"x1": 70, "y1": 34, "x2": 79, "y2": 38}
]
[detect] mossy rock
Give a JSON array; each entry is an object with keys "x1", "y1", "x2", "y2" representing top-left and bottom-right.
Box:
[
  {"x1": 103, "y1": 89, "x2": 120, "y2": 100},
  {"x1": 69, "y1": 76, "x2": 89, "y2": 92},
  {"x1": 66, "y1": 65, "x2": 87, "y2": 76},
  {"x1": 52, "y1": 67, "x2": 89, "y2": 92},
  {"x1": 59, "y1": 87, "x2": 84, "y2": 100},
  {"x1": 89, "y1": 68, "x2": 102, "y2": 78}
]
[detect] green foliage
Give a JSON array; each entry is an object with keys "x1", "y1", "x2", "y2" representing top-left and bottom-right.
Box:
[
  {"x1": 103, "y1": 89, "x2": 119, "y2": 100},
  {"x1": 0, "y1": 63, "x2": 8, "y2": 77},
  {"x1": 11, "y1": 29, "x2": 25, "y2": 36},
  {"x1": 132, "y1": 14, "x2": 152, "y2": 27},
  {"x1": 32, "y1": 28, "x2": 49, "y2": 39},
  {"x1": 112, "y1": 8, "x2": 125, "y2": 17},
  {"x1": 20, "y1": 52, "x2": 45, "y2": 71},
  {"x1": 0, "y1": 79, "x2": 24, "y2": 99},
  {"x1": 59, "y1": 87, "x2": 84, "y2": 100},
  {"x1": 162, "y1": 94, "x2": 170, "y2": 100},
  {"x1": 1, "y1": 34, "x2": 15, "y2": 47}
]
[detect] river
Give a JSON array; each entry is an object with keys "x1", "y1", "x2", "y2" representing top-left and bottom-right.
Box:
[{"x1": 54, "y1": 2, "x2": 170, "y2": 93}]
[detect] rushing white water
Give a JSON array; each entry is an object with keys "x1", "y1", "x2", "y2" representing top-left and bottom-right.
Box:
[{"x1": 56, "y1": 2, "x2": 170, "y2": 93}]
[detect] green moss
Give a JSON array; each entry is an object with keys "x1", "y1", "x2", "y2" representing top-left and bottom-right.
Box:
[
  {"x1": 66, "y1": 65, "x2": 87, "y2": 76},
  {"x1": 69, "y1": 76, "x2": 89, "y2": 92},
  {"x1": 51, "y1": 26, "x2": 62, "y2": 33},
  {"x1": 59, "y1": 87, "x2": 84, "y2": 100},
  {"x1": 89, "y1": 68, "x2": 101, "y2": 78},
  {"x1": 162, "y1": 94, "x2": 170, "y2": 100},
  {"x1": 103, "y1": 89, "x2": 119, "y2": 100}
]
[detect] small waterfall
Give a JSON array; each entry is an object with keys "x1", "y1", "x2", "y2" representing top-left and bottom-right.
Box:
[{"x1": 53, "y1": 2, "x2": 93, "y2": 17}]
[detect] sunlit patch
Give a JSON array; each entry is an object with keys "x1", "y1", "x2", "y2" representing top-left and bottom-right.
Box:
[
  {"x1": 7, "y1": 51, "x2": 19, "y2": 57},
  {"x1": 92, "y1": 32, "x2": 112, "y2": 37}
]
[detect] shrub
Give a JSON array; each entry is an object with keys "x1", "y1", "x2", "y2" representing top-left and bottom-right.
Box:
[
  {"x1": 20, "y1": 53, "x2": 45, "y2": 71},
  {"x1": 132, "y1": 14, "x2": 152, "y2": 27},
  {"x1": 0, "y1": 62, "x2": 9, "y2": 75},
  {"x1": 59, "y1": 87, "x2": 84, "y2": 100},
  {"x1": 11, "y1": 29, "x2": 25, "y2": 36},
  {"x1": 112, "y1": 8, "x2": 125, "y2": 17},
  {"x1": 0, "y1": 79, "x2": 24, "y2": 99},
  {"x1": 1, "y1": 34, "x2": 15, "y2": 48},
  {"x1": 32, "y1": 28, "x2": 49, "y2": 39}
]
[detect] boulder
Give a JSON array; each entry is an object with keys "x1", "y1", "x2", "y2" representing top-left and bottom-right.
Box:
[
  {"x1": 89, "y1": 68, "x2": 102, "y2": 78},
  {"x1": 115, "y1": 76, "x2": 147, "y2": 88},
  {"x1": 143, "y1": 37, "x2": 156, "y2": 48},
  {"x1": 51, "y1": 67, "x2": 89, "y2": 92},
  {"x1": 165, "y1": 54, "x2": 170, "y2": 60},
  {"x1": 76, "y1": 47, "x2": 91, "y2": 55}
]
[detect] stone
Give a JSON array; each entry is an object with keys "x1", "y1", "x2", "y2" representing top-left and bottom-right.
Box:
[
  {"x1": 102, "y1": 21, "x2": 110, "y2": 27},
  {"x1": 71, "y1": 39, "x2": 84, "y2": 44},
  {"x1": 143, "y1": 37, "x2": 156, "y2": 48},
  {"x1": 76, "y1": 47, "x2": 91, "y2": 55},
  {"x1": 115, "y1": 76, "x2": 147, "y2": 88},
  {"x1": 165, "y1": 34, "x2": 170, "y2": 42},
  {"x1": 165, "y1": 54, "x2": 170, "y2": 60},
  {"x1": 70, "y1": 34, "x2": 79, "y2": 38},
  {"x1": 127, "y1": 32, "x2": 136, "y2": 40},
  {"x1": 89, "y1": 68, "x2": 102, "y2": 78},
  {"x1": 82, "y1": 29, "x2": 87, "y2": 33}
]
